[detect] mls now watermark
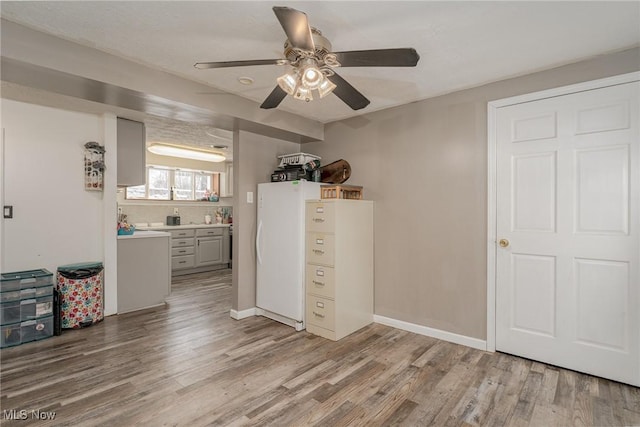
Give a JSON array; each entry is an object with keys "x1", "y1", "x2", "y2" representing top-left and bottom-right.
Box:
[{"x1": 3, "y1": 409, "x2": 57, "y2": 420}]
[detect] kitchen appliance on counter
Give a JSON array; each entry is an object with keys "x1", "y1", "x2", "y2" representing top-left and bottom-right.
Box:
[
  {"x1": 256, "y1": 180, "x2": 321, "y2": 330},
  {"x1": 166, "y1": 215, "x2": 181, "y2": 226}
]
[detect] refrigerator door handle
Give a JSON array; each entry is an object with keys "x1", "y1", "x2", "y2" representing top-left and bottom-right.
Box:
[{"x1": 256, "y1": 219, "x2": 263, "y2": 265}]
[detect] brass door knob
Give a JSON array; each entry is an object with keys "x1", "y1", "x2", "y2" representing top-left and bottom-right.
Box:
[{"x1": 499, "y1": 239, "x2": 509, "y2": 248}]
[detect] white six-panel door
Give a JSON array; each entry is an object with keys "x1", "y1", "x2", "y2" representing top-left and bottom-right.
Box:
[{"x1": 494, "y1": 80, "x2": 639, "y2": 386}]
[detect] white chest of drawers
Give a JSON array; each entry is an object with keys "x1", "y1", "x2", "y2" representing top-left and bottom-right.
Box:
[{"x1": 305, "y1": 199, "x2": 374, "y2": 341}]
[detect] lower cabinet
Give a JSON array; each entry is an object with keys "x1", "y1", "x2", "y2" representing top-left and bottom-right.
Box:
[
  {"x1": 168, "y1": 227, "x2": 230, "y2": 275},
  {"x1": 196, "y1": 236, "x2": 223, "y2": 266},
  {"x1": 171, "y1": 229, "x2": 195, "y2": 271},
  {"x1": 118, "y1": 233, "x2": 171, "y2": 313}
]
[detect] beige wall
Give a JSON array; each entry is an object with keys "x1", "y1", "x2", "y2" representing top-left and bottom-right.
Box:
[
  {"x1": 305, "y1": 47, "x2": 640, "y2": 340},
  {"x1": 232, "y1": 130, "x2": 301, "y2": 311}
]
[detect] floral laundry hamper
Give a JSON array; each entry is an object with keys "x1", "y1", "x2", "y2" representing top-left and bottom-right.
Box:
[{"x1": 56, "y1": 262, "x2": 104, "y2": 329}]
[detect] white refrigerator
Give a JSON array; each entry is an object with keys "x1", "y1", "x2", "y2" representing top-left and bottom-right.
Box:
[{"x1": 256, "y1": 180, "x2": 321, "y2": 330}]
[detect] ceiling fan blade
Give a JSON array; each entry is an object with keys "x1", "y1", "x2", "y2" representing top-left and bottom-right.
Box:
[
  {"x1": 333, "y1": 48, "x2": 420, "y2": 67},
  {"x1": 194, "y1": 59, "x2": 282, "y2": 69},
  {"x1": 327, "y1": 72, "x2": 370, "y2": 111},
  {"x1": 272, "y1": 6, "x2": 315, "y2": 52},
  {"x1": 260, "y1": 86, "x2": 287, "y2": 109}
]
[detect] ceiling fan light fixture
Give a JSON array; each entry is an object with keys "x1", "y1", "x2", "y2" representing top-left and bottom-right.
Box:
[
  {"x1": 148, "y1": 143, "x2": 226, "y2": 163},
  {"x1": 277, "y1": 72, "x2": 298, "y2": 95},
  {"x1": 298, "y1": 58, "x2": 324, "y2": 91},
  {"x1": 301, "y1": 65, "x2": 323, "y2": 90},
  {"x1": 317, "y1": 77, "x2": 337, "y2": 98},
  {"x1": 294, "y1": 85, "x2": 313, "y2": 102},
  {"x1": 195, "y1": 6, "x2": 419, "y2": 111}
]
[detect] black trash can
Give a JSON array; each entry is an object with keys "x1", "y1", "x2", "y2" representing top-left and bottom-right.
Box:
[{"x1": 56, "y1": 262, "x2": 104, "y2": 329}]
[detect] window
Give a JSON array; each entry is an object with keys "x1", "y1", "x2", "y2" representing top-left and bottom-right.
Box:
[
  {"x1": 174, "y1": 170, "x2": 193, "y2": 200},
  {"x1": 125, "y1": 166, "x2": 216, "y2": 201},
  {"x1": 195, "y1": 173, "x2": 210, "y2": 200},
  {"x1": 148, "y1": 168, "x2": 170, "y2": 199}
]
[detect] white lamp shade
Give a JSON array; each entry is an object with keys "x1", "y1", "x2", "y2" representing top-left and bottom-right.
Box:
[
  {"x1": 277, "y1": 73, "x2": 298, "y2": 95},
  {"x1": 301, "y1": 66, "x2": 323, "y2": 90},
  {"x1": 148, "y1": 143, "x2": 226, "y2": 162},
  {"x1": 317, "y1": 78, "x2": 337, "y2": 98},
  {"x1": 294, "y1": 86, "x2": 313, "y2": 102}
]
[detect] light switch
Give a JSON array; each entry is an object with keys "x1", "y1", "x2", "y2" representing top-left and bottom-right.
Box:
[
  {"x1": 3, "y1": 205, "x2": 13, "y2": 219},
  {"x1": 247, "y1": 192, "x2": 253, "y2": 203}
]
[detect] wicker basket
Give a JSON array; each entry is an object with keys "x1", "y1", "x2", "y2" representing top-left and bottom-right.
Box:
[{"x1": 320, "y1": 185, "x2": 363, "y2": 200}]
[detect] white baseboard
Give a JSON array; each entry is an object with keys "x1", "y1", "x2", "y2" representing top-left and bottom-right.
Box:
[
  {"x1": 373, "y1": 315, "x2": 488, "y2": 351},
  {"x1": 230, "y1": 307, "x2": 256, "y2": 320},
  {"x1": 255, "y1": 308, "x2": 305, "y2": 331}
]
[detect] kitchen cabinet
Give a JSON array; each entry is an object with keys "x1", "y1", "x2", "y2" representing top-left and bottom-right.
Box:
[
  {"x1": 117, "y1": 231, "x2": 171, "y2": 313},
  {"x1": 305, "y1": 199, "x2": 373, "y2": 341},
  {"x1": 170, "y1": 228, "x2": 196, "y2": 271},
  {"x1": 117, "y1": 117, "x2": 146, "y2": 187},
  {"x1": 166, "y1": 226, "x2": 230, "y2": 276},
  {"x1": 196, "y1": 237, "x2": 223, "y2": 266}
]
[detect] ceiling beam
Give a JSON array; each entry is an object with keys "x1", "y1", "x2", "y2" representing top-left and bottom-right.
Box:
[{"x1": 0, "y1": 19, "x2": 324, "y2": 143}]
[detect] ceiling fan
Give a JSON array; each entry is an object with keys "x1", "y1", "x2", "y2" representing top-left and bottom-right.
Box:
[{"x1": 194, "y1": 6, "x2": 420, "y2": 111}]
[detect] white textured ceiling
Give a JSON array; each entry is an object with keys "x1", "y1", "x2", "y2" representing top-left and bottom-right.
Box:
[
  {"x1": 145, "y1": 115, "x2": 234, "y2": 160},
  {"x1": 1, "y1": 1, "x2": 639, "y2": 124}
]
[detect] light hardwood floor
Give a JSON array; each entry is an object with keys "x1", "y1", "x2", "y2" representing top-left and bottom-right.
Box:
[{"x1": 1, "y1": 269, "x2": 639, "y2": 426}]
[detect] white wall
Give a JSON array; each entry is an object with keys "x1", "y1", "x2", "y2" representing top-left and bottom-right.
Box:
[{"x1": 1, "y1": 99, "x2": 117, "y2": 313}]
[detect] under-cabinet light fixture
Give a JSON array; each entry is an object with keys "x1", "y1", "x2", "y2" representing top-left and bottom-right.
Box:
[{"x1": 147, "y1": 143, "x2": 226, "y2": 163}]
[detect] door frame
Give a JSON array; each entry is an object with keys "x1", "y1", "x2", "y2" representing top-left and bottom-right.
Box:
[{"x1": 486, "y1": 71, "x2": 640, "y2": 352}]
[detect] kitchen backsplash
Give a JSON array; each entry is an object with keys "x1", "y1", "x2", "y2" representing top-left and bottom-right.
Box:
[{"x1": 119, "y1": 204, "x2": 232, "y2": 226}]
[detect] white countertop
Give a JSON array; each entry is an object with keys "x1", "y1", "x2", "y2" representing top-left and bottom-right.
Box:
[
  {"x1": 117, "y1": 230, "x2": 171, "y2": 240},
  {"x1": 137, "y1": 223, "x2": 231, "y2": 231}
]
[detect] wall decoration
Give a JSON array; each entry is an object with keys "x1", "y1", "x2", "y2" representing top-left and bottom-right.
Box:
[{"x1": 84, "y1": 141, "x2": 105, "y2": 191}]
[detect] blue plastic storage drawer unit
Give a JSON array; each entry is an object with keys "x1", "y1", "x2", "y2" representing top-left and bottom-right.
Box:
[{"x1": 1, "y1": 269, "x2": 53, "y2": 292}]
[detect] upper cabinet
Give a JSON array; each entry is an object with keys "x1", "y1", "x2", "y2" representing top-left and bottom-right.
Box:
[{"x1": 117, "y1": 118, "x2": 146, "y2": 187}]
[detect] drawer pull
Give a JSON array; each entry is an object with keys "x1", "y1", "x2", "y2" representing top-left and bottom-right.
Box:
[
  {"x1": 315, "y1": 239, "x2": 324, "y2": 245},
  {"x1": 179, "y1": 261, "x2": 186, "y2": 264},
  {"x1": 179, "y1": 250, "x2": 186, "y2": 253},
  {"x1": 313, "y1": 311, "x2": 325, "y2": 319},
  {"x1": 313, "y1": 249, "x2": 325, "y2": 255},
  {"x1": 316, "y1": 269, "x2": 325, "y2": 277},
  {"x1": 178, "y1": 233, "x2": 187, "y2": 236},
  {"x1": 312, "y1": 280, "x2": 325, "y2": 287},
  {"x1": 313, "y1": 218, "x2": 325, "y2": 223}
]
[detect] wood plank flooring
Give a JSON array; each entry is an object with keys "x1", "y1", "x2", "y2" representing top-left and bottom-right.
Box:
[{"x1": 1, "y1": 269, "x2": 639, "y2": 426}]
